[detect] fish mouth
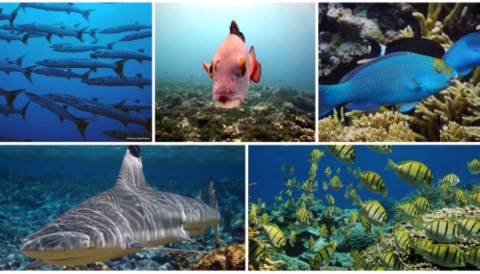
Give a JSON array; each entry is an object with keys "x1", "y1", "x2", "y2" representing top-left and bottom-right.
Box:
[
  {"x1": 213, "y1": 93, "x2": 242, "y2": 108},
  {"x1": 447, "y1": 74, "x2": 458, "y2": 85}
]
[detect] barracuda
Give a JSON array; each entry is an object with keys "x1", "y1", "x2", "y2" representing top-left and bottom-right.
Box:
[
  {"x1": 44, "y1": 93, "x2": 151, "y2": 131},
  {"x1": 0, "y1": 54, "x2": 36, "y2": 83},
  {"x1": 0, "y1": 101, "x2": 29, "y2": 121},
  {"x1": 33, "y1": 68, "x2": 90, "y2": 80},
  {"x1": 90, "y1": 48, "x2": 151, "y2": 64},
  {"x1": 20, "y1": 22, "x2": 88, "y2": 43},
  {"x1": 0, "y1": 87, "x2": 24, "y2": 107},
  {"x1": 21, "y1": 146, "x2": 221, "y2": 268},
  {"x1": 20, "y1": 3, "x2": 94, "y2": 22},
  {"x1": 35, "y1": 57, "x2": 127, "y2": 78},
  {"x1": 99, "y1": 22, "x2": 151, "y2": 34},
  {"x1": 82, "y1": 74, "x2": 151, "y2": 89},
  {"x1": 52, "y1": 40, "x2": 115, "y2": 53},
  {"x1": 24, "y1": 92, "x2": 97, "y2": 141},
  {"x1": 119, "y1": 30, "x2": 151, "y2": 42},
  {"x1": 0, "y1": 30, "x2": 28, "y2": 44}
]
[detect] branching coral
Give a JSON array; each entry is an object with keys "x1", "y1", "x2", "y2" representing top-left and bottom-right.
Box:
[
  {"x1": 412, "y1": 3, "x2": 458, "y2": 49},
  {"x1": 318, "y1": 111, "x2": 423, "y2": 142},
  {"x1": 413, "y1": 80, "x2": 480, "y2": 141}
]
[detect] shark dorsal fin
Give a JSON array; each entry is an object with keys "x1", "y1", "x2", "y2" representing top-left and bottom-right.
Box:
[{"x1": 115, "y1": 146, "x2": 153, "y2": 190}]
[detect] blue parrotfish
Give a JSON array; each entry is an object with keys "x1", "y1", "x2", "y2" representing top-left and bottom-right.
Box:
[
  {"x1": 318, "y1": 52, "x2": 457, "y2": 117},
  {"x1": 202, "y1": 20, "x2": 262, "y2": 108},
  {"x1": 442, "y1": 32, "x2": 480, "y2": 76}
]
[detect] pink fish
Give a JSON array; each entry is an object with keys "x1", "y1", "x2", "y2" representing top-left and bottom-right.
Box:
[{"x1": 202, "y1": 20, "x2": 262, "y2": 108}]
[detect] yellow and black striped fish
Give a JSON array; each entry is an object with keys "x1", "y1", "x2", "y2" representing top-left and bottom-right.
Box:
[
  {"x1": 468, "y1": 159, "x2": 480, "y2": 175},
  {"x1": 263, "y1": 222, "x2": 287, "y2": 252},
  {"x1": 329, "y1": 175, "x2": 343, "y2": 191},
  {"x1": 296, "y1": 207, "x2": 311, "y2": 226},
  {"x1": 468, "y1": 190, "x2": 480, "y2": 207},
  {"x1": 320, "y1": 223, "x2": 329, "y2": 238},
  {"x1": 325, "y1": 166, "x2": 331, "y2": 178},
  {"x1": 366, "y1": 144, "x2": 392, "y2": 154},
  {"x1": 290, "y1": 230, "x2": 296, "y2": 247},
  {"x1": 249, "y1": 238, "x2": 266, "y2": 267},
  {"x1": 416, "y1": 218, "x2": 460, "y2": 244},
  {"x1": 456, "y1": 216, "x2": 480, "y2": 240},
  {"x1": 309, "y1": 163, "x2": 318, "y2": 180},
  {"x1": 385, "y1": 159, "x2": 433, "y2": 188},
  {"x1": 262, "y1": 212, "x2": 269, "y2": 225},
  {"x1": 353, "y1": 196, "x2": 387, "y2": 226},
  {"x1": 375, "y1": 227, "x2": 383, "y2": 244},
  {"x1": 349, "y1": 188, "x2": 357, "y2": 200},
  {"x1": 326, "y1": 145, "x2": 355, "y2": 165},
  {"x1": 343, "y1": 225, "x2": 350, "y2": 238},
  {"x1": 324, "y1": 206, "x2": 334, "y2": 219},
  {"x1": 312, "y1": 241, "x2": 336, "y2": 268},
  {"x1": 413, "y1": 196, "x2": 430, "y2": 214},
  {"x1": 455, "y1": 189, "x2": 466, "y2": 207},
  {"x1": 289, "y1": 164, "x2": 294, "y2": 175},
  {"x1": 360, "y1": 215, "x2": 371, "y2": 234},
  {"x1": 379, "y1": 251, "x2": 404, "y2": 270},
  {"x1": 344, "y1": 188, "x2": 349, "y2": 200},
  {"x1": 322, "y1": 181, "x2": 328, "y2": 192},
  {"x1": 420, "y1": 244, "x2": 465, "y2": 268},
  {"x1": 308, "y1": 149, "x2": 324, "y2": 164},
  {"x1": 365, "y1": 263, "x2": 385, "y2": 270},
  {"x1": 249, "y1": 203, "x2": 258, "y2": 227},
  {"x1": 348, "y1": 211, "x2": 358, "y2": 227},
  {"x1": 309, "y1": 235, "x2": 315, "y2": 251},
  {"x1": 438, "y1": 173, "x2": 460, "y2": 187},
  {"x1": 394, "y1": 227, "x2": 412, "y2": 254},
  {"x1": 280, "y1": 164, "x2": 285, "y2": 174},
  {"x1": 464, "y1": 247, "x2": 480, "y2": 269},
  {"x1": 413, "y1": 238, "x2": 433, "y2": 256},
  {"x1": 325, "y1": 193, "x2": 335, "y2": 207},
  {"x1": 439, "y1": 182, "x2": 453, "y2": 198},
  {"x1": 354, "y1": 167, "x2": 388, "y2": 197},
  {"x1": 398, "y1": 202, "x2": 423, "y2": 223}
]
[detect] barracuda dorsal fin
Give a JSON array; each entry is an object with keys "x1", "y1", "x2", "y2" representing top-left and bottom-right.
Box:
[
  {"x1": 340, "y1": 52, "x2": 417, "y2": 83},
  {"x1": 115, "y1": 146, "x2": 153, "y2": 190}
]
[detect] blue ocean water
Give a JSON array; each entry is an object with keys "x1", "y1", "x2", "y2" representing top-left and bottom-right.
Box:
[
  {"x1": 249, "y1": 145, "x2": 480, "y2": 209},
  {"x1": 0, "y1": 3, "x2": 152, "y2": 142},
  {"x1": 0, "y1": 145, "x2": 245, "y2": 269},
  {"x1": 156, "y1": 3, "x2": 315, "y2": 92}
]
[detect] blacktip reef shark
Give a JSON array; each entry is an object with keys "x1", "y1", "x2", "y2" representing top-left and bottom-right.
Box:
[{"x1": 20, "y1": 146, "x2": 221, "y2": 269}]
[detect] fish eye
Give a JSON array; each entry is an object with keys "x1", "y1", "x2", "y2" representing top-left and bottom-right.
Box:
[
  {"x1": 208, "y1": 61, "x2": 214, "y2": 78},
  {"x1": 239, "y1": 58, "x2": 246, "y2": 77}
]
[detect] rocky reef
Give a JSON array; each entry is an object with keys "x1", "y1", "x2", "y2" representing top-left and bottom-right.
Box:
[
  {"x1": 191, "y1": 243, "x2": 245, "y2": 270},
  {"x1": 155, "y1": 79, "x2": 315, "y2": 142},
  {"x1": 318, "y1": 3, "x2": 480, "y2": 142}
]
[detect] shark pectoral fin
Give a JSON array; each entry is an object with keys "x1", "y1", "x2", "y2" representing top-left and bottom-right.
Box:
[
  {"x1": 24, "y1": 259, "x2": 47, "y2": 270},
  {"x1": 344, "y1": 101, "x2": 382, "y2": 111},
  {"x1": 399, "y1": 101, "x2": 418, "y2": 112}
]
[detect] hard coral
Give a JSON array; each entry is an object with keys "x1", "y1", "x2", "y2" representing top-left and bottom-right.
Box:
[{"x1": 192, "y1": 244, "x2": 245, "y2": 270}]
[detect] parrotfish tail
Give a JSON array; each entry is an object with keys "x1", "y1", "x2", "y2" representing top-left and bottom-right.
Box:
[
  {"x1": 9, "y1": 4, "x2": 21, "y2": 26},
  {"x1": 114, "y1": 59, "x2": 128, "y2": 78},
  {"x1": 21, "y1": 32, "x2": 29, "y2": 45},
  {"x1": 20, "y1": 100, "x2": 30, "y2": 122},
  {"x1": 24, "y1": 65, "x2": 37, "y2": 84},
  {"x1": 6, "y1": 88, "x2": 25, "y2": 107},
  {"x1": 83, "y1": 9, "x2": 94, "y2": 22},
  {"x1": 318, "y1": 85, "x2": 337, "y2": 118},
  {"x1": 77, "y1": 118, "x2": 97, "y2": 141},
  {"x1": 208, "y1": 178, "x2": 221, "y2": 247}
]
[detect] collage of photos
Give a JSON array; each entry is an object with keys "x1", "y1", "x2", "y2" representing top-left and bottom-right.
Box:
[{"x1": 0, "y1": 1, "x2": 480, "y2": 272}]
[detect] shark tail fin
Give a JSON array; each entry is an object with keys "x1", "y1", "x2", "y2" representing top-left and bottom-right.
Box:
[{"x1": 208, "y1": 178, "x2": 217, "y2": 209}]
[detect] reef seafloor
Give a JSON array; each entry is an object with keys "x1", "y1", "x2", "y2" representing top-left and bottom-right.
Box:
[
  {"x1": 248, "y1": 146, "x2": 480, "y2": 270},
  {"x1": 155, "y1": 79, "x2": 315, "y2": 142},
  {"x1": 0, "y1": 169, "x2": 245, "y2": 270},
  {"x1": 317, "y1": 3, "x2": 480, "y2": 141}
]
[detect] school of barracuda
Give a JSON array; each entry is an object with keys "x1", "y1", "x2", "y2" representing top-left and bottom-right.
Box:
[
  {"x1": 249, "y1": 145, "x2": 480, "y2": 270},
  {"x1": 0, "y1": 3, "x2": 152, "y2": 141}
]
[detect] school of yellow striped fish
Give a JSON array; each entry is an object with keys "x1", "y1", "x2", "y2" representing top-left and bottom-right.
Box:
[{"x1": 248, "y1": 145, "x2": 480, "y2": 270}]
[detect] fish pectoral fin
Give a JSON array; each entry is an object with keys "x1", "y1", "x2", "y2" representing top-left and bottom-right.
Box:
[
  {"x1": 406, "y1": 78, "x2": 426, "y2": 93},
  {"x1": 399, "y1": 101, "x2": 418, "y2": 112},
  {"x1": 344, "y1": 101, "x2": 382, "y2": 111},
  {"x1": 24, "y1": 259, "x2": 47, "y2": 270}
]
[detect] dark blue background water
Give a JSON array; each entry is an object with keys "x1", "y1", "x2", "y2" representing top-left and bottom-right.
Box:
[
  {"x1": 156, "y1": 3, "x2": 315, "y2": 92},
  {"x1": 0, "y1": 3, "x2": 152, "y2": 142},
  {"x1": 249, "y1": 145, "x2": 480, "y2": 209}
]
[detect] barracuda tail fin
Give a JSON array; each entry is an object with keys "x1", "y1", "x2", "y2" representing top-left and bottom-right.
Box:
[
  {"x1": 9, "y1": 5, "x2": 20, "y2": 26},
  {"x1": 76, "y1": 118, "x2": 97, "y2": 141},
  {"x1": 114, "y1": 58, "x2": 128, "y2": 78},
  {"x1": 24, "y1": 65, "x2": 37, "y2": 83},
  {"x1": 82, "y1": 9, "x2": 94, "y2": 22},
  {"x1": 20, "y1": 100, "x2": 30, "y2": 122},
  {"x1": 5, "y1": 88, "x2": 25, "y2": 107}
]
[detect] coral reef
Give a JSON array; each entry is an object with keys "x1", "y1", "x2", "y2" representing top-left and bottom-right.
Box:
[
  {"x1": 191, "y1": 243, "x2": 245, "y2": 270},
  {"x1": 155, "y1": 80, "x2": 315, "y2": 142},
  {"x1": 318, "y1": 3, "x2": 480, "y2": 142},
  {"x1": 337, "y1": 225, "x2": 379, "y2": 253}
]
